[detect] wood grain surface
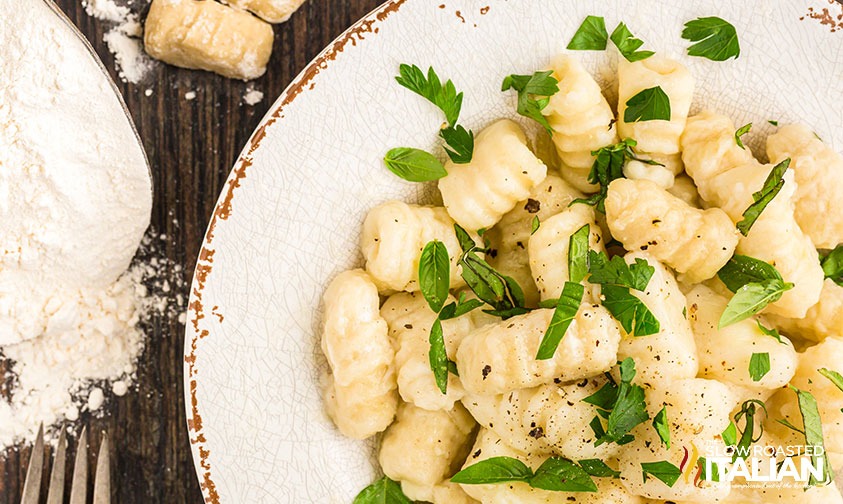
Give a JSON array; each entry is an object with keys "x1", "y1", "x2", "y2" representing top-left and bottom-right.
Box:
[{"x1": 0, "y1": 1, "x2": 383, "y2": 502}]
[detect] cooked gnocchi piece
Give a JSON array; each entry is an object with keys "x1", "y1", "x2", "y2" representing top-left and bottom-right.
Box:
[{"x1": 766, "y1": 279, "x2": 843, "y2": 343}]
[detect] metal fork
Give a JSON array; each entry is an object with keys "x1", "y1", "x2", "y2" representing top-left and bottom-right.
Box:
[{"x1": 20, "y1": 424, "x2": 111, "y2": 504}]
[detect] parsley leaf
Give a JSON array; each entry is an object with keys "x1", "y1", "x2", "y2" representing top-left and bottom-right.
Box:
[
  {"x1": 641, "y1": 461, "x2": 681, "y2": 487},
  {"x1": 568, "y1": 224, "x2": 590, "y2": 284},
  {"x1": 819, "y1": 368, "x2": 843, "y2": 394},
  {"x1": 735, "y1": 122, "x2": 752, "y2": 149},
  {"x1": 536, "y1": 282, "x2": 584, "y2": 360},
  {"x1": 757, "y1": 321, "x2": 786, "y2": 345},
  {"x1": 428, "y1": 318, "x2": 449, "y2": 394},
  {"x1": 786, "y1": 385, "x2": 833, "y2": 486},
  {"x1": 593, "y1": 358, "x2": 650, "y2": 446},
  {"x1": 768, "y1": 120, "x2": 779, "y2": 126},
  {"x1": 531, "y1": 215, "x2": 540, "y2": 235},
  {"x1": 719, "y1": 279, "x2": 793, "y2": 328},
  {"x1": 583, "y1": 378, "x2": 619, "y2": 410},
  {"x1": 531, "y1": 457, "x2": 598, "y2": 492},
  {"x1": 610, "y1": 22, "x2": 655, "y2": 62},
  {"x1": 820, "y1": 246, "x2": 843, "y2": 286},
  {"x1": 419, "y1": 240, "x2": 450, "y2": 312},
  {"x1": 567, "y1": 16, "x2": 609, "y2": 50},
  {"x1": 439, "y1": 124, "x2": 474, "y2": 164},
  {"x1": 578, "y1": 459, "x2": 621, "y2": 478},
  {"x1": 717, "y1": 255, "x2": 783, "y2": 292},
  {"x1": 383, "y1": 147, "x2": 447, "y2": 182},
  {"x1": 587, "y1": 251, "x2": 654, "y2": 291},
  {"x1": 601, "y1": 284, "x2": 661, "y2": 336},
  {"x1": 587, "y1": 251, "x2": 659, "y2": 336},
  {"x1": 681, "y1": 16, "x2": 740, "y2": 61},
  {"x1": 353, "y1": 476, "x2": 413, "y2": 504},
  {"x1": 652, "y1": 406, "x2": 670, "y2": 449},
  {"x1": 736, "y1": 158, "x2": 790, "y2": 236},
  {"x1": 749, "y1": 352, "x2": 770, "y2": 382},
  {"x1": 624, "y1": 86, "x2": 671, "y2": 123},
  {"x1": 451, "y1": 456, "x2": 534, "y2": 484},
  {"x1": 395, "y1": 64, "x2": 463, "y2": 126},
  {"x1": 501, "y1": 71, "x2": 560, "y2": 134}
]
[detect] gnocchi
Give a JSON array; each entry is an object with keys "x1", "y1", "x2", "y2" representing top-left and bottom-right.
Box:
[
  {"x1": 766, "y1": 279, "x2": 843, "y2": 343},
  {"x1": 220, "y1": 0, "x2": 306, "y2": 23}
]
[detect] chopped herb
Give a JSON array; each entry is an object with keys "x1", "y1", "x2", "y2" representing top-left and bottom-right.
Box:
[
  {"x1": 593, "y1": 358, "x2": 649, "y2": 446},
  {"x1": 768, "y1": 120, "x2": 779, "y2": 126},
  {"x1": 428, "y1": 318, "x2": 449, "y2": 394},
  {"x1": 719, "y1": 279, "x2": 793, "y2": 328},
  {"x1": 587, "y1": 251, "x2": 659, "y2": 336},
  {"x1": 536, "y1": 282, "x2": 584, "y2": 360},
  {"x1": 819, "y1": 368, "x2": 843, "y2": 393},
  {"x1": 717, "y1": 255, "x2": 784, "y2": 292},
  {"x1": 697, "y1": 457, "x2": 720, "y2": 482},
  {"x1": 786, "y1": 385, "x2": 833, "y2": 486},
  {"x1": 452, "y1": 456, "x2": 599, "y2": 493},
  {"x1": 736, "y1": 158, "x2": 790, "y2": 236},
  {"x1": 681, "y1": 16, "x2": 740, "y2": 61},
  {"x1": 735, "y1": 122, "x2": 752, "y2": 149},
  {"x1": 395, "y1": 64, "x2": 463, "y2": 126},
  {"x1": 587, "y1": 251, "x2": 654, "y2": 291},
  {"x1": 568, "y1": 224, "x2": 590, "y2": 283},
  {"x1": 641, "y1": 461, "x2": 681, "y2": 487},
  {"x1": 610, "y1": 22, "x2": 655, "y2": 62},
  {"x1": 624, "y1": 86, "x2": 671, "y2": 123},
  {"x1": 531, "y1": 457, "x2": 598, "y2": 492},
  {"x1": 749, "y1": 352, "x2": 771, "y2": 381},
  {"x1": 439, "y1": 295, "x2": 484, "y2": 320},
  {"x1": 601, "y1": 284, "x2": 661, "y2": 336},
  {"x1": 652, "y1": 406, "x2": 670, "y2": 449},
  {"x1": 501, "y1": 71, "x2": 560, "y2": 134},
  {"x1": 820, "y1": 246, "x2": 843, "y2": 286},
  {"x1": 447, "y1": 359, "x2": 459, "y2": 376},
  {"x1": 757, "y1": 321, "x2": 786, "y2": 344},
  {"x1": 383, "y1": 147, "x2": 447, "y2": 182},
  {"x1": 439, "y1": 124, "x2": 475, "y2": 164},
  {"x1": 353, "y1": 476, "x2": 413, "y2": 504},
  {"x1": 419, "y1": 240, "x2": 450, "y2": 312},
  {"x1": 567, "y1": 16, "x2": 609, "y2": 50},
  {"x1": 578, "y1": 459, "x2": 621, "y2": 478},
  {"x1": 583, "y1": 379, "x2": 619, "y2": 410},
  {"x1": 451, "y1": 456, "x2": 534, "y2": 485},
  {"x1": 731, "y1": 400, "x2": 767, "y2": 462},
  {"x1": 531, "y1": 215, "x2": 540, "y2": 235},
  {"x1": 722, "y1": 421, "x2": 737, "y2": 447}
]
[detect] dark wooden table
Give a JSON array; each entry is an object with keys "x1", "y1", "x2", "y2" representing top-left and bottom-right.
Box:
[{"x1": 0, "y1": 1, "x2": 383, "y2": 502}]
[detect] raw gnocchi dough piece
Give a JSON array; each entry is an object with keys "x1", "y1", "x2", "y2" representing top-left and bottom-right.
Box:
[
  {"x1": 542, "y1": 55, "x2": 618, "y2": 192},
  {"x1": 461, "y1": 375, "x2": 622, "y2": 460},
  {"x1": 361, "y1": 200, "x2": 474, "y2": 293},
  {"x1": 767, "y1": 279, "x2": 843, "y2": 343},
  {"x1": 460, "y1": 429, "x2": 643, "y2": 504},
  {"x1": 455, "y1": 306, "x2": 621, "y2": 395},
  {"x1": 666, "y1": 173, "x2": 701, "y2": 208},
  {"x1": 220, "y1": 0, "x2": 306, "y2": 23},
  {"x1": 321, "y1": 270, "x2": 397, "y2": 439},
  {"x1": 619, "y1": 378, "x2": 737, "y2": 501},
  {"x1": 617, "y1": 56, "x2": 694, "y2": 177},
  {"x1": 144, "y1": 0, "x2": 274, "y2": 80},
  {"x1": 686, "y1": 284, "x2": 797, "y2": 390},
  {"x1": 439, "y1": 119, "x2": 547, "y2": 231},
  {"x1": 528, "y1": 204, "x2": 605, "y2": 301},
  {"x1": 379, "y1": 402, "x2": 477, "y2": 502},
  {"x1": 605, "y1": 178, "x2": 739, "y2": 282},
  {"x1": 486, "y1": 174, "x2": 583, "y2": 307},
  {"x1": 615, "y1": 252, "x2": 699, "y2": 387},
  {"x1": 765, "y1": 337, "x2": 843, "y2": 454},
  {"x1": 381, "y1": 292, "x2": 473, "y2": 411},
  {"x1": 681, "y1": 111, "x2": 824, "y2": 318},
  {"x1": 766, "y1": 123, "x2": 843, "y2": 249}
]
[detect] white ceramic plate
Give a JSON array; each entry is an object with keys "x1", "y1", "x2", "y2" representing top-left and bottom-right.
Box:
[{"x1": 184, "y1": 1, "x2": 843, "y2": 502}]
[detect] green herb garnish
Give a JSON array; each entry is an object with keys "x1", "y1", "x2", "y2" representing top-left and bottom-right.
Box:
[
  {"x1": 735, "y1": 122, "x2": 752, "y2": 149},
  {"x1": 353, "y1": 476, "x2": 413, "y2": 504},
  {"x1": 610, "y1": 22, "x2": 655, "y2": 62},
  {"x1": 717, "y1": 255, "x2": 793, "y2": 328},
  {"x1": 567, "y1": 16, "x2": 609, "y2": 50},
  {"x1": 757, "y1": 321, "x2": 786, "y2": 345},
  {"x1": 452, "y1": 456, "x2": 599, "y2": 493},
  {"x1": 439, "y1": 124, "x2": 475, "y2": 164},
  {"x1": 624, "y1": 86, "x2": 671, "y2": 123},
  {"x1": 736, "y1": 158, "x2": 790, "y2": 236},
  {"x1": 531, "y1": 215, "x2": 540, "y2": 235},
  {"x1": 749, "y1": 352, "x2": 770, "y2": 382},
  {"x1": 681, "y1": 17, "x2": 740, "y2": 61},
  {"x1": 731, "y1": 399, "x2": 767, "y2": 462},
  {"x1": 501, "y1": 71, "x2": 560, "y2": 134},
  {"x1": 820, "y1": 246, "x2": 843, "y2": 286},
  {"x1": 536, "y1": 282, "x2": 584, "y2": 360},
  {"x1": 428, "y1": 318, "x2": 449, "y2": 394},
  {"x1": 568, "y1": 224, "x2": 590, "y2": 284},
  {"x1": 591, "y1": 358, "x2": 649, "y2": 446},
  {"x1": 779, "y1": 386, "x2": 833, "y2": 486},
  {"x1": 652, "y1": 406, "x2": 670, "y2": 449},
  {"x1": 419, "y1": 240, "x2": 450, "y2": 312},
  {"x1": 395, "y1": 64, "x2": 463, "y2": 126},
  {"x1": 819, "y1": 368, "x2": 843, "y2": 393},
  {"x1": 578, "y1": 459, "x2": 621, "y2": 478},
  {"x1": 641, "y1": 461, "x2": 682, "y2": 487},
  {"x1": 383, "y1": 147, "x2": 447, "y2": 182}
]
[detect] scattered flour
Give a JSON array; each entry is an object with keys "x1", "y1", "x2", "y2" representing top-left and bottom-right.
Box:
[
  {"x1": 185, "y1": 90, "x2": 197, "y2": 100},
  {"x1": 244, "y1": 85, "x2": 264, "y2": 106},
  {"x1": 81, "y1": 0, "x2": 155, "y2": 83}
]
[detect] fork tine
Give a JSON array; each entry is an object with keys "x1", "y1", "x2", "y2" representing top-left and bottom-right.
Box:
[
  {"x1": 46, "y1": 425, "x2": 67, "y2": 504},
  {"x1": 93, "y1": 432, "x2": 110, "y2": 504},
  {"x1": 69, "y1": 426, "x2": 88, "y2": 504},
  {"x1": 21, "y1": 423, "x2": 44, "y2": 504}
]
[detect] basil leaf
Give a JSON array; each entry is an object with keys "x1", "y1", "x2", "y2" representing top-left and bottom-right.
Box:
[
  {"x1": 820, "y1": 246, "x2": 843, "y2": 284},
  {"x1": 768, "y1": 120, "x2": 779, "y2": 126},
  {"x1": 737, "y1": 159, "x2": 790, "y2": 236},
  {"x1": 536, "y1": 282, "x2": 584, "y2": 360},
  {"x1": 501, "y1": 71, "x2": 559, "y2": 134},
  {"x1": 384, "y1": 147, "x2": 447, "y2": 182},
  {"x1": 587, "y1": 251, "x2": 654, "y2": 291},
  {"x1": 600, "y1": 284, "x2": 660, "y2": 337},
  {"x1": 757, "y1": 321, "x2": 786, "y2": 345},
  {"x1": 624, "y1": 86, "x2": 671, "y2": 123},
  {"x1": 578, "y1": 459, "x2": 621, "y2": 478},
  {"x1": 568, "y1": 224, "x2": 590, "y2": 283},
  {"x1": 451, "y1": 456, "x2": 534, "y2": 485},
  {"x1": 681, "y1": 16, "x2": 740, "y2": 61},
  {"x1": 582, "y1": 380, "x2": 619, "y2": 410},
  {"x1": 569, "y1": 138, "x2": 654, "y2": 213},
  {"x1": 448, "y1": 359, "x2": 459, "y2": 376},
  {"x1": 592, "y1": 358, "x2": 648, "y2": 446},
  {"x1": 717, "y1": 254, "x2": 783, "y2": 292},
  {"x1": 530, "y1": 457, "x2": 598, "y2": 493},
  {"x1": 652, "y1": 406, "x2": 670, "y2": 449},
  {"x1": 429, "y1": 318, "x2": 449, "y2": 394},
  {"x1": 788, "y1": 385, "x2": 833, "y2": 486},
  {"x1": 353, "y1": 476, "x2": 413, "y2": 504},
  {"x1": 697, "y1": 457, "x2": 720, "y2": 482},
  {"x1": 641, "y1": 461, "x2": 681, "y2": 487},
  {"x1": 419, "y1": 240, "x2": 450, "y2": 312},
  {"x1": 749, "y1": 352, "x2": 770, "y2": 382},
  {"x1": 819, "y1": 367, "x2": 843, "y2": 393},
  {"x1": 732, "y1": 400, "x2": 767, "y2": 462},
  {"x1": 461, "y1": 253, "x2": 508, "y2": 310},
  {"x1": 722, "y1": 421, "x2": 737, "y2": 447},
  {"x1": 718, "y1": 279, "x2": 793, "y2": 328},
  {"x1": 610, "y1": 22, "x2": 655, "y2": 62},
  {"x1": 439, "y1": 298, "x2": 484, "y2": 320},
  {"x1": 530, "y1": 215, "x2": 540, "y2": 235},
  {"x1": 440, "y1": 124, "x2": 474, "y2": 164},
  {"x1": 395, "y1": 64, "x2": 463, "y2": 126},
  {"x1": 453, "y1": 223, "x2": 477, "y2": 253},
  {"x1": 735, "y1": 122, "x2": 752, "y2": 149},
  {"x1": 567, "y1": 15, "x2": 609, "y2": 50}
]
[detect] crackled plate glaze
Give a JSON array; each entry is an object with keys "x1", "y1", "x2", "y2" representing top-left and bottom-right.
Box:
[{"x1": 185, "y1": 1, "x2": 843, "y2": 502}]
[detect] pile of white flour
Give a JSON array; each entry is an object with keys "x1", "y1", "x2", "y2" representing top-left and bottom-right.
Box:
[
  {"x1": 82, "y1": 0, "x2": 155, "y2": 83},
  {"x1": 0, "y1": 0, "x2": 154, "y2": 447}
]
